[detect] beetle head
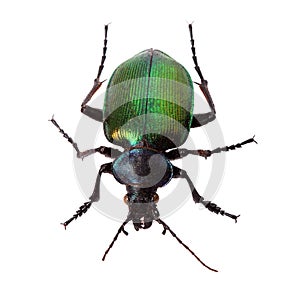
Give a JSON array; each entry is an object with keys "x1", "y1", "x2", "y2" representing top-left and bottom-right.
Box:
[{"x1": 123, "y1": 191, "x2": 160, "y2": 230}]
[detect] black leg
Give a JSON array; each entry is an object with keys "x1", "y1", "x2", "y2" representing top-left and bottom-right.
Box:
[
  {"x1": 173, "y1": 165, "x2": 240, "y2": 223},
  {"x1": 188, "y1": 23, "x2": 216, "y2": 128},
  {"x1": 61, "y1": 163, "x2": 113, "y2": 229},
  {"x1": 81, "y1": 106, "x2": 103, "y2": 122},
  {"x1": 81, "y1": 24, "x2": 110, "y2": 122},
  {"x1": 89, "y1": 163, "x2": 112, "y2": 202},
  {"x1": 191, "y1": 112, "x2": 216, "y2": 128},
  {"x1": 166, "y1": 136, "x2": 257, "y2": 160},
  {"x1": 49, "y1": 116, "x2": 122, "y2": 159}
]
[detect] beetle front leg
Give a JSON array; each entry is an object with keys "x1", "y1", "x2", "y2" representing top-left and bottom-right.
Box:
[
  {"x1": 61, "y1": 163, "x2": 112, "y2": 229},
  {"x1": 166, "y1": 136, "x2": 257, "y2": 160},
  {"x1": 81, "y1": 24, "x2": 109, "y2": 122},
  {"x1": 172, "y1": 165, "x2": 240, "y2": 222},
  {"x1": 88, "y1": 163, "x2": 112, "y2": 203}
]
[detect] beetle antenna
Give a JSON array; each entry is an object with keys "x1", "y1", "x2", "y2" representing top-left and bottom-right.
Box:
[
  {"x1": 102, "y1": 218, "x2": 130, "y2": 261},
  {"x1": 156, "y1": 218, "x2": 218, "y2": 272}
]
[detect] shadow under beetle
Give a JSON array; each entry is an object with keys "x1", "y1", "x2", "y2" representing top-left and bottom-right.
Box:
[{"x1": 50, "y1": 24, "x2": 256, "y2": 272}]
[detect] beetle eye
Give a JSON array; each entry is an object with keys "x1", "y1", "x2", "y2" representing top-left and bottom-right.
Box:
[
  {"x1": 153, "y1": 193, "x2": 159, "y2": 203},
  {"x1": 123, "y1": 194, "x2": 129, "y2": 205}
]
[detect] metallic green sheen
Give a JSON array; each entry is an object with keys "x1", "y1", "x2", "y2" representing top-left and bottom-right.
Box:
[{"x1": 103, "y1": 49, "x2": 194, "y2": 150}]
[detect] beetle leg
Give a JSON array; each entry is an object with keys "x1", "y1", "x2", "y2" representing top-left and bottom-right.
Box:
[
  {"x1": 61, "y1": 163, "x2": 113, "y2": 229},
  {"x1": 81, "y1": 106, "x2": 104, "y2": 122},
  {"x1": 94, "y1": 146, "x2": 122, "y2": 159},
  {"x1": 191, "y1": 112, "x2": 216, "y2": 128},
  {"x1": 207, "y1": 136, "x2": 257, "y2": 156},
  {"x1": 172, "y1": 165, "x2": 240, "y2": 223},
  {"x1": 188, "y1": 23, "x2": 216, "y2": 127},
  {"x1": 49, "y1": 115, "x2": 81, "y2": 155},
  {"x1": 81, "y1": 24, "x2": 110, "y2": 121},
  {"x1": 89, "y1": 163, "x2": 113, "y2": 202},
  {"x1": 166, "y1": 136, "x2": 257, "y2": 160},
  {"x1": 75, "y1": 146, "x2": 122, "y2": 160},
  {"x1": 49, "y1": 116, "x2": 122, "y2": 159},
  {"x1": 191, "y1": 79, "x2": 216, "y2": 128}
]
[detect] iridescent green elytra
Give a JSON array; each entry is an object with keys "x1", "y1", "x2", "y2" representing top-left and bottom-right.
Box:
[{"x1": 103, "y1": 49, "x2": 194, "y2": 150}]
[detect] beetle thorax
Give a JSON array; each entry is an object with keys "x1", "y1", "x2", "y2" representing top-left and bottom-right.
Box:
[{"x1": 112, "y1": 148, "x2": 173, "y2": 189}]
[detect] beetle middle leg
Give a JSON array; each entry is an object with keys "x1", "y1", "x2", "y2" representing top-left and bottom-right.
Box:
[
  {"x1": 81, "y1": 24, "x2": 110, "y2": 122},
  {"x1": 61, "y1": 163, "x2": 113, "y2": 229},
  {"x1": 166, "y1": 136, "x2": 257, "y2": 160},
  {"x1": 172, "y1": 165, "x2": 240, "y2": 222},
  {"x1": 49, "y1": 116, "x2": 121, "y2": 159}
]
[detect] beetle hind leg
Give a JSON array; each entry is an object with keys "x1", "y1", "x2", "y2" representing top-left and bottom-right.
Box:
[
  {"x1": 188, "y1": 23, "x2": 216, "y2": 127},
  {"x1": 81, "y1": 24, "x2": 110, "y2": 122},
  {"x1": 191, "y1": 112, "x2": 216, "y2": 128}
]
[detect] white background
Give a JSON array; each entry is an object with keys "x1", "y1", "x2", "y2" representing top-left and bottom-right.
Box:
[{"x1": 1, "y1": 0, "x2": 299, "y2": 299}]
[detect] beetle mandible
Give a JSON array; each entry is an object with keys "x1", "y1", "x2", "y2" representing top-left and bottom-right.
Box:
[{"x1": 50, "y1": 24, "x2": 256, "y2": 272}]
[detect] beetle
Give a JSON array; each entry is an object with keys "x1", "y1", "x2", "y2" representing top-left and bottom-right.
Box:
[{"x1": 50, "y1": 24, "x2": 256, "y2": 272}]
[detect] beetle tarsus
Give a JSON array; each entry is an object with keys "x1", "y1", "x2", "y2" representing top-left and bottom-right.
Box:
[
  {"x1": 203, "y1": 201, "x2": 240, "y2": 222},
  {"x1": 81, "y1": 23, "x2": 110, "y2": 110},
  {"x1": 173, "y1": 166, "x2": 239, "y2": 223},
  {"x1": 189, "y1": 23, "x2": 217, "y2": 114},
  {"x1": 61, "y1": 201, "x2": 92, "y2": 228},
  {"x1": 252, "y1": 135, "x2": 258, "y2": 144},
  {"x1": 50, "y1": 116, "x2": 122, "y2": 161},
  {"x1": 61, "y1": 222, "x2": 67, "y2": 230},
  {"x1": 49, "y1": 116, "x2": 81, "y2": 154},
  {"x1": 211, "y1": 136, "x2": 257, "y2": 155},
  {"x1": 167, "y1": 136, "x2": 256, "y2": 161},
  {"x1": 223, "y1": 213, "x2": 240, "y2": 223},
  {"x1": 188, "y1": 24, "x2": 205, "y2": 82}
]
